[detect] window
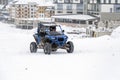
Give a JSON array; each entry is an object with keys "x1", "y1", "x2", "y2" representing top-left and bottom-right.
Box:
[
  {"x1": 57, "y1": 11, "x2": 63, "y2": 13},
  {"x1": 67, "y1": 4, "x2": 72, "y2": 10},
  {"x1": 70, "y1": 0, "x2": 73, "y2": 3},
  {"x1": 80, "y1": 21, "x2": 86, "y2": 24},
  {"x1": 72, "y1": 20, "x2": 79, "y2": 24},
  {"x1": 65, "y1": 0, "x2": 70, "y2": 3},
  {"x1": 97, "y1": 0, "x2": 100, "y2": 3},
  {"x1": 57, "y1": 4, "x2": 63, "y2": 10},
  {"x1": 110, "y1": 8, "x2": 112, "y2": 13},
  {"x1": 25, "y1": 10, "x2": 27, "y2": 12},
  {"x1": 115, "y1": 0, "x2": 118, "y2": 4},
  {"x1": 25, "y1": 14, "x2": 27, "y2": 16},
  {"x1": 108, "y1": 0, "x2": 111, "y2": 4},
  {"x1": 114, "y1": 5, "x2": 120, "y2": 12},
  {"x1": 77, "y1": 4, "x2": 83, "y2": 10},
  {"x1": 80, "y1": 0, "x2": 83, "y2": 3},
  {"x1": 104, "y1": 0, "x2": 106, "y2": 3},
  {"x1": 77, "y1": 12, "x2": 83, "y2": 14},
  {"x1": 67, "y1": 11, "x2": 72, "y2": 13},
  {"x1": 116, "y1": 7, "x2": 120, "y2": 10},
  {"x1": 89, "y1": 21, "x2": 93, "y2": 24},
  {"x1": 12, "y1": 5, "x2": 15, "y2": 7}
]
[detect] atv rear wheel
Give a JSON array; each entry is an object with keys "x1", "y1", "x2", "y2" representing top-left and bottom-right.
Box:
[
  {"x1": 44, "y1": 43, "x2": 51, "y2": 55},
  {"x1": 66, "y1": 41, "x2": 74, "y2": 53},
  {"x1": 30, "y1": 42, "x2": 37, "y2": 53}
]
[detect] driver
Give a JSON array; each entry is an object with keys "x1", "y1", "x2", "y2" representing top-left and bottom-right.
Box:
[{"x1": 50, "y1": 26, "x2": 56, "y2": 32}]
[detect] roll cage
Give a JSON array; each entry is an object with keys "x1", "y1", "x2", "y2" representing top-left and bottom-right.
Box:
[{"x1": 38, "y1": 22, "x2": 64, "y2": 36}]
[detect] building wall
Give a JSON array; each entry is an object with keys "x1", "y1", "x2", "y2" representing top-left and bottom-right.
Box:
[
  {"x1": 86, "y1": 0, "x2": 120, "y2": 29},
  {"x1": 37, "y1": 6, "x2": 46, "y2": 18},
  {"x1": 37, "y1": 6, "x2": 55, "y2": 18},
  {"x1": 100, "y1": 4, "x2": 114, "y2": 12},
  {"x1": 54, "y1": 0, "x2": 83, "y2": 15},
  {"x1": 14, "y1": 2, "x2": 38, "y2": 19},
  {"x1": 98, "y1": 0, "x2": 120, "y2": 21},
  {"x1": 9, "y1": 4, "x2": 15, "y2": 19},
  {"x1": 88, "y1": 0, "x2": 120, "y2": 15},
  {"x1": 101, "y1": 0, "x2": 120, "y2": 4},
  {"x1": 100, "y1": 12, "x2": 120, "y2": 21}
]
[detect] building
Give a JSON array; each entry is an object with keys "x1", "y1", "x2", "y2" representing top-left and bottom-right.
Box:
[
  {"x1": 52, "y1": 0, "x2": 97, "y2": 27},
  {"x1": 53, "y1": 0, "x2": 120, "y2": 28},
  {"x1": 88, "y1": 0, "x2": 120, "y2": 28},
  {"x1": 13, "y1": 2, "x2": 38, "y2": 29},
  {"x1": 8, "y1": 0, "x2": 55, "y2": 29},
  {"x1": 52, "y1": 14, "x2": 96, "y2": 28},
  {"x1": 53, "y1": 0, "x2": 83, "y2": 15},
  {"x1": 88, "y1": 0, "x2": 120, "y2": 15},
  {"x1": 37, "y1": 2, "x2": 54, "y2": 18}
]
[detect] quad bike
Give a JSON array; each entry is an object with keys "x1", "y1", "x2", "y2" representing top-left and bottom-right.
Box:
[{"x1": 30, "y1": 22, "x2": 74, "y2": 54}]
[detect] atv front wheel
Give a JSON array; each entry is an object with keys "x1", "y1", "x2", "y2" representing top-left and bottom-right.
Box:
[
  {"x1": 44, "y1": 43, "x2": 51, "y2": 55},
  {"x1": 66, "y1": 41, "x2": 74, "y2": 53},
  {"x1": 30, "y1": 42, "x2": 37, "y2": 53}
]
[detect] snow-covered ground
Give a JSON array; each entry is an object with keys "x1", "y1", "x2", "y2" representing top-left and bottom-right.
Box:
[{"x1": 0, "y1": 22, "x2": 120, "y2": 80}]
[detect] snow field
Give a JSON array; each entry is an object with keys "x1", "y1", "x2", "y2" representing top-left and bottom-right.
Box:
[{"x1": 0, "y1": 22, "x2": 120, "y2": 80}]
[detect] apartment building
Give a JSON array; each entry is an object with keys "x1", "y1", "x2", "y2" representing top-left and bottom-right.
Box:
[
  {"x1": 8, "y1": 0, "x2": 54, "y2": 29},
  {"x1": 53, "y1": 0, "x2": 83, "y2": 15},
  {"x1": 37, "y1": 3, "x2": 54, "y2": 18},
  {"x1": 13, "y1": 2, "x2": 38, "y2": 29}
]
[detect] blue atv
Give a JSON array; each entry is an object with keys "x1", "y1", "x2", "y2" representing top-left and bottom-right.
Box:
[{"x1": 30, "y1": 22, "x2": 74, "y2": 54}]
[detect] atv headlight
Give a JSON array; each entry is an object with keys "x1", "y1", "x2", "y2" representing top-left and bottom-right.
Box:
[
  {"x1": 51, "y1": 37, "x2": 55, "y2": 40},
  {"x1": 64, "y1": 36, "x2": 68, "y2": 39}
]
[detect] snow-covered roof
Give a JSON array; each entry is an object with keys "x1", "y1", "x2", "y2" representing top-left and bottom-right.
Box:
[
  {"x1": 52, "y1": 15, "x2": 96, "y2": 21},
  {"x1": 15, "y1": 0, "x2": 39, "y2": 4},
  {"x1": 14, "y1": 0, "x2": 54, "y2": 6},
  {"x1": 38, "y1": 1, "x2": 54, "y2": 6},
  {"x1": 15, "y1": 18, "x2": 52, "y2": 22}
]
